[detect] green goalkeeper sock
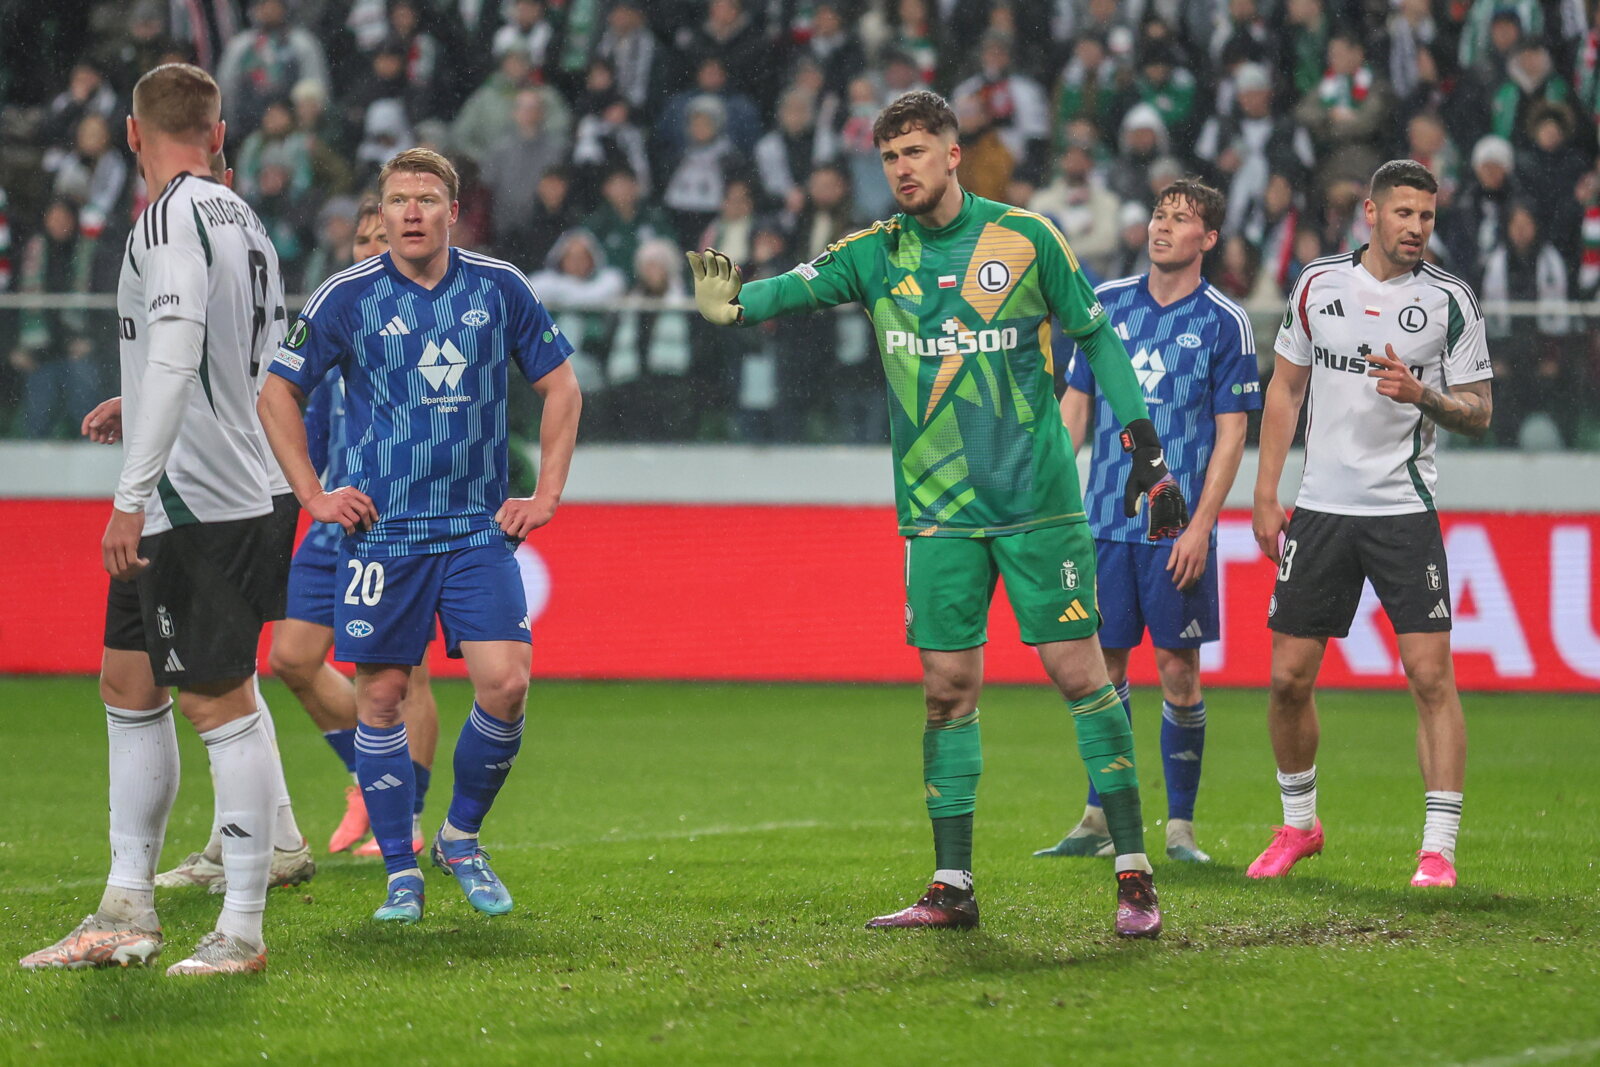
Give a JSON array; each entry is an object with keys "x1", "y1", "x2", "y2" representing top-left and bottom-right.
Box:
[
  {"x1": 924, "y1": 710, "x2": 982, "y2": 873},
  {"x1": 1069, "y1": 686, "x2": 1146, "y2": 857}
]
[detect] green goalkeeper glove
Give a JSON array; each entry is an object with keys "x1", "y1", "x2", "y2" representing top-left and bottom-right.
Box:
[
  {"x1": 685, "y1": 248, "x2": 744, "y2": 326},
  {"x1": 1120, "y1": 418, "x2": 1190, "y2": 541}
]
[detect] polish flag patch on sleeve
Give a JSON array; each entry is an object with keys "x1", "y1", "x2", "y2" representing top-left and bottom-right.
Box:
[
  {"x1": 938, "y1": 276, "x2": 957, "y2": 288},
  {"x1": 1364, "y1": 306, "x2": 1381, "y2": 317}
]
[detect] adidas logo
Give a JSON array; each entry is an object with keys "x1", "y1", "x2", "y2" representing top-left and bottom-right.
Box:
[
  {"x1": 1058, "y1": 599, "x2": 1090, "y2": 623},
  {"x1": 364, "y1": 773, "x2": 404, "y2": 792},
  {"x1": 378, "y1": 315, "x2": 411, "y2": 337},
  {"x1": 164, "y1": 649, "x2": 185, "y2": 673},
  {"x1": 1099, "y1": 755, "x2": 1134, "y2": 774},
  {"x1": 486, "y1": 759, "x2": 515, "y2": 770},
  {"x1": 1319, "y1": 299, "x2": 1345, "y2": 317},
  {"x1": 1179, "y1": 619, "x2": 1204, "y2": 640},
  {"x1": 1169, "y1": 750, "x2": 1201, "y2": 762},
  {"x1": 218, "y1": 823, "x2": 251, "y2": 839},
  {"x1": 891, "y1": 275, "x2": 923, "y2": 299},
  {"x1": 1428, "y1": 599, "x2": 1451, "y2": 620}
]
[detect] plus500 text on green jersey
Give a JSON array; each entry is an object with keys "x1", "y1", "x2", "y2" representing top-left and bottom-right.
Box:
[{"x1": 739, "y1": 192, "x2": 1146, "y2": 538}]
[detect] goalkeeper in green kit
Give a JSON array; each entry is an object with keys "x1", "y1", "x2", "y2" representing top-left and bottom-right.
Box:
[{"x1": 687, "y1": 91, "x2": 1188, "y2": 939}]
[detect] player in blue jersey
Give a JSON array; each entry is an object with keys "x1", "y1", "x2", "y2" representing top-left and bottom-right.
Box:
[
  {"x1": 268, "y1": 197, "x2": 440, "y2": 859},
  {"x1": 257, "y1": 148, "x2": 582, "y2": 924},
  {"x1": 1034, "y1": 180, "x2": 1261, "y2": 863}
]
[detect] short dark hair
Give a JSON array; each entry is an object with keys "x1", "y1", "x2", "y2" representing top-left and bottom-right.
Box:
[
  {"x1": 1370, "y1": 159, "x2": 1439, "y2": 200},
  {"x1": 873, "y1": 90, "x2": 958, "y2": 146},
  {"x1": 1156, "y1": 177, "x2": 1225, "y2": 235},
  {"x1": 356, "y1": 196, "x2": 382, "y2": 225}
]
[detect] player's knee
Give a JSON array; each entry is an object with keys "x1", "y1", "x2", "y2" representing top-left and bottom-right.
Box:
[
  {"x1": 1404, "y1": 658, "x2": 1455, "y2": 707},
  {"x1": 473, "y1": 672, "x2": 529, "y2": 720},
  {"x1": 923, "y1": 679, "x2": 978, "y2": 723},
  {"x1": 1156, "y1": 658, "x2": 1201, "y2": 705},
  {"x1": 1269, "y1": 664, "x2": 1315, "y2": 710},
  {"x1": 100, "y1": 676, "x2": 163, "y2": 711},
  {"x1": 358, "y1": 675, "x2": 409, "y2": 726},
  {"x1": 268, "y1": 645, "x2": 313, "y2": 689}
]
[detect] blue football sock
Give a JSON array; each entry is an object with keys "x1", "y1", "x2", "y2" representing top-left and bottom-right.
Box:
[
  {"x1": 355, "y1": 723, "x2": 417, "y2": 875},
  {"x1": 323, "y1": 728, "x2": 358, "y2": 774},
  {"x1": 446, "y1": 705, "x2": 524, "y2": 836},
  {"x1": 1086, "y1": 680, "x2": 1134, "y2": 810},
  {"x1": 412, "y1": 761, "x2": 431, "y2": 817},
  {"x1": 1161, "y1": 699, "x2": 1207, "y2": 821}
]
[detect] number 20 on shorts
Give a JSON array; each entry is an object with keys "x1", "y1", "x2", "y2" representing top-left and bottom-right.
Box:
[{"x1": 345, "y1": 560, "x2": 385, "y2": 606}]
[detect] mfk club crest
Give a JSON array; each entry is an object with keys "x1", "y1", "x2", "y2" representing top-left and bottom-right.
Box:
[
  {"x1": 1061, "y1": 559, "x2": 1079, "y2": 591},
  {"x1": 1426, "y1": 562, "x2": 1442, "y2": 591}
]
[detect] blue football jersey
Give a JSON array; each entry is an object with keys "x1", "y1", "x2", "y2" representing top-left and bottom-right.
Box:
[
  {"x1": 269, "y1": 248, "x2": 574, "y2": 557},
  {"x1": 1066, "y1": 275, "x2": 1262, "y2": 545}
]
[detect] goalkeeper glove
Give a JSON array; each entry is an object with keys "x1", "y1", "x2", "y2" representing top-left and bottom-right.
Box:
[
  {"x1": 685, "y1": 248, "x2": 744, "y2": 326},
  {"x1": 1120, "y1": 417, "x2": 1190, "y2": 541}
]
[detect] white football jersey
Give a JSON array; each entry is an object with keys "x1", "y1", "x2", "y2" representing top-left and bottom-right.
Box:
[
  {"x1": 117, "y1": 172, "x2": 289, "y2": 533},
  {"x1": 1274, "y1": 249, "x2": 1492, "y2": 516}
]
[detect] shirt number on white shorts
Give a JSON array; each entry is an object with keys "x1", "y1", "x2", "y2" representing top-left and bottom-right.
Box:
[
  {"x1": 1277, "y1": 539, "x2": 1299, "y2": 582},
  {"x1": 344, "y1": 560, "x2": 386, "y2": 606}
]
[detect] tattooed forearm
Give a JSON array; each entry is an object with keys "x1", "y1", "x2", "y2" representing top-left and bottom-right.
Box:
[{"x1": 1418, "y1": 380, "x2": 1492, "y2": 438}]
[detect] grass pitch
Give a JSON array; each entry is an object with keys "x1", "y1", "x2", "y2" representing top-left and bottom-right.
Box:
[{"x1": 0, "y1": 677, "x2": 1596, "y2": 1066}]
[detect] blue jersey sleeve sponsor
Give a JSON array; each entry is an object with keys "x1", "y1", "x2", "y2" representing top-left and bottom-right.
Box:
[
  {"x1": 506, "y1": 274, "x2": 575, "y2": 383},
  {"x1": 1205, "y1": 290, "x2": 1264, "y2": 415}
]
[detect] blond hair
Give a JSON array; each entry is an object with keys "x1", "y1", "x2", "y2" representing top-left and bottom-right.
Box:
[
  {"x1": 378, "y1": 148, "x2": 460, "y2": 202},
  {"x1": 132, "y1": 64, "x2": 221, "y2": 140}
]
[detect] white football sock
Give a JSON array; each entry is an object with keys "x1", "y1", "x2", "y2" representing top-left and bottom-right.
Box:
[
  {"x1": 1114, "y1": 853, "x2": 1153, "y2": 874},
  {"x1": 387, "y1": 867, "x2": 423, "y2": 884},
  {"x1": 201, "y1": 711, "x2": 275, "y2": 949},
  {"x1": 1422, "y1": 790, "x2": 1463, "y2": 862},
  {"x1": 101, "y1": 702, "x2": 179, "y2": 927},
  {"x1": 1277, "y1": 766, "x2": 1318, "y2": 831},
  {"x1": 440, "y1": 818, "x2": 475, "y2": 843},
  {"x1": 253, "y1": 678, "x2": 305, "y2": 851},
  {"x1": 932, "y1": 868, "x2": 973, "y2": 891}
]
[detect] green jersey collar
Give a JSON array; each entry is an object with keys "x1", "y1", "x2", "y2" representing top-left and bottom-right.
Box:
[{"x1": 901, "y1": 189, "x2": 976, "y2": 241}]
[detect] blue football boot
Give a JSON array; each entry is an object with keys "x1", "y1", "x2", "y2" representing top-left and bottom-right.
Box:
[
  {"x1": 430, "y1": 832, "x2": 513, "y2": 915},
  {"x1": 373, "y1": 874, "x2": 425, "y2": 923}
]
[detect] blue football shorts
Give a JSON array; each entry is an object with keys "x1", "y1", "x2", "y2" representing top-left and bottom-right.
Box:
[
  {"x1": 333, "y1": 541, "x2": 530, "y2": 665},
  {"x1": 284, "y1": 535, "x2": 340, "y2": 628},
  {"x1": 1095, "y1": 538, "x2": 1219, "y2": 650}
]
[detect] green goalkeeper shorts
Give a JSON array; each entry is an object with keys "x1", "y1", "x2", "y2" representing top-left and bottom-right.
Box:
[{"x1": 904, "y1": 522, "x2": 1100, "y2": 650}]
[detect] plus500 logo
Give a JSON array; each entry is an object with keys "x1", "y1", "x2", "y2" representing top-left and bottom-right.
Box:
[{"x1": 885, "y1": 326, "x2": 1020, "y2": 357}]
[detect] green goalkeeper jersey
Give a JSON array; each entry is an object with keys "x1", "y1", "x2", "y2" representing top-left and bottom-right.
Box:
[{"x1": 739, "y1": 191, "x2": 1149, "y2": 538}]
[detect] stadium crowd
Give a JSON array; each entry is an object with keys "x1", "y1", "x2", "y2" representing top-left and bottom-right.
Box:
[{"x1": 0, "y1": 0, "x2": 1597, "y2": 447}]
